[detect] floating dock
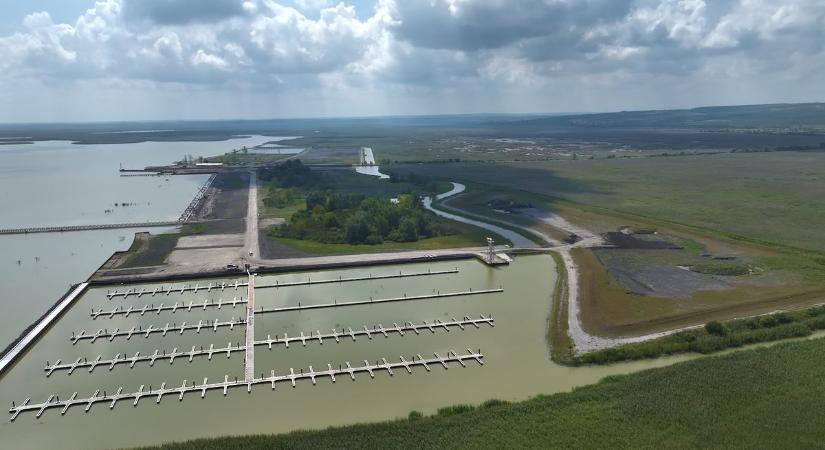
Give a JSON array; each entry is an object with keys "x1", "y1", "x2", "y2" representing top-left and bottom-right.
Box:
[
  {"x1": 70, "y1": 317, "x2": 245, "y2": 344},
  {"x1": 105, "y1": 268, "x2": 460, "y2": 299},
  {"x1": 91, "y1": 297, "x2": 247, "y2": 319},
  {"x1": 244, "y1": 272, "x2": 255, "y2": 382},
  {"x1": 77, "y1": 288, "x2": 501, "y2": 344},
  {"x1": 12, "y1": 349, "x2": 484, "y2": 421},
  {"x1": 256, "y1": 287, "x2": 504, "y2": 315},
  {"x1": 46, "y1": 315, "x2": 494, "y2": 375}
]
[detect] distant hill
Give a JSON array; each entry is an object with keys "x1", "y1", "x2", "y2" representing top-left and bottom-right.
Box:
[{"x1": 504, "y1": 103, "x2": 825, "y2": 130}]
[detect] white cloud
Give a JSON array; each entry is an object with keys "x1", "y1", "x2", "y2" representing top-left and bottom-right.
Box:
[{"x1": 0, "y1": 0, "x2": 823, "y2": 121}]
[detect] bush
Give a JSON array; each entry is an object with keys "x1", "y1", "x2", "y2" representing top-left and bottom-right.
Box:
[
  {"x1": 408, "y1": 410, "x2": 423, "y2": 421},
  {"x1": 705, "y1": 321, "x2": 728, "y2": 336},
  {"x1": 437, "y1": 405, "x2": 475, "y2": 417},
  {"x1": 576, "y1": 308, "x2": 824, "y2": 365},
  {"x1": 481, "y1": 399, "x2": 509, "y2": 408}
]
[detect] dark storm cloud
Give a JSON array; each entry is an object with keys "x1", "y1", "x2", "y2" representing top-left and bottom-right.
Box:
[
  {"x1": 389, "y1": 0, "x2": 634, "y2": 52},
  {"x1": 122, "y1": 0, "x2": 246, "y2": 25}
]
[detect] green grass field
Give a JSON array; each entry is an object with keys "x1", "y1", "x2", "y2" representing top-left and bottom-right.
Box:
[
  {"x1": 139, "y1": 336, "x2": 825, "y2": 450},
  {"x1": 387, "y1": 153, "x2": 825, "y2": 337},
  {"x1": 394, "y1": 152, "x2": 825, "y2": 253}
]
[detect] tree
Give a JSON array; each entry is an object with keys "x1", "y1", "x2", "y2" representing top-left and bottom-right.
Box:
[
  {"x1": 345, "y1": 212, "x2": 372, "y2": 244},
  {"x1": 398, "y1": 217, "x2": 419, "y2": 242}
]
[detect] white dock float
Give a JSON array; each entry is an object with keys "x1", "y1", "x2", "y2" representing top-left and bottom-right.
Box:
[
  {"x1": 45, "y1": 315, "x2": 494, "y2": 375},
  {"x1": 13, "y1": 349, "x2": 484, "y2": 420}
]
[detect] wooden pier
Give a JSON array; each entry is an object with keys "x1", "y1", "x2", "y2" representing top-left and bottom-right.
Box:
[
  {"x1": 12, "y1": 349, "x2": 484, "y2": 421},
  {"x1": 104, "y1": 268, "x2": 460, "y2": 299},
  {"x1": 46, "y1": 315, "x2": 494, "y2": 375},
  {"x1": 91, "y1": 297, "x2": 247, "y2": 319}
]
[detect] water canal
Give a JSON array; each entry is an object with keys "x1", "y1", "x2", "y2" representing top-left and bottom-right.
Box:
[{"x1": 0, "y1": 255, "x2": 701, "y2": 449}]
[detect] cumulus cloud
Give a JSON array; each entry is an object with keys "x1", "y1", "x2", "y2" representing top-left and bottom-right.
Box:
[
  {"x1": 0, "y1": 0, "x2": 823, "y2": 121},
  {"x1": 121, "y1": 0, "x2": 247, "y2": 25}
]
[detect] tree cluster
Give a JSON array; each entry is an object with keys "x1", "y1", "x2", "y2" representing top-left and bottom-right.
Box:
[
  {"x1": 259, "y1": 160, "x2": 325, "y2": 188},
  {"x1": 272, "y1": 191, "x2": 452, "y2": 245}
]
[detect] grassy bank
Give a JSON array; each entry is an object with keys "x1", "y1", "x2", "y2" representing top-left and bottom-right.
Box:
[
  {"x1": 139, "y1": 337, "x2": 825, "y2": 449},
  {"x1": 575, "y1": 305, "x2": 825, "y2": 364},
  {"x1": 548, "y1": 251, "x2": 573, "y2": 363},
  {"x1": 431, "y1": 196, "x2": 547, "y2": 246}
]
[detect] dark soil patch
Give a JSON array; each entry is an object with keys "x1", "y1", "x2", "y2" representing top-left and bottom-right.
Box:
[
  {"x1": 120, "y1": 234, "x2": 179, "y2": 268},
  {"x1": 258, "y1": 229, "x2": 308, "y2": 259},
  {"x1": 204, "y1": 172, "x2": 248, "y2": 220},
  {"x1": 184, "y1": 218, "x2": 245, "y2": 235},
  {"x1": 604, "y1": 232, "x2": 682, "y2": 249}
]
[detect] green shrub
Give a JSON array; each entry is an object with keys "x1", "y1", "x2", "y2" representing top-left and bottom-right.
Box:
[
  {"x1": 705, "y1": 321, "x2": 728, "y2": 336},
  {"x1": 437, "y1": 405, "x2": 475, "y2": 417},
  {"x1": 481, "y1": 399, "x2": 509, "y2": 408}
]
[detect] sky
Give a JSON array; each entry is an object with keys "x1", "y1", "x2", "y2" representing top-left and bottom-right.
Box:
[{"x1": 0, "y1": 0, "x2": 823, "y2": 123}]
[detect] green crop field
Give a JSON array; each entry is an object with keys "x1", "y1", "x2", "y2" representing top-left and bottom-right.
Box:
[{"x1": 138, "y1": 337, "x2": 825, "y2": 450}]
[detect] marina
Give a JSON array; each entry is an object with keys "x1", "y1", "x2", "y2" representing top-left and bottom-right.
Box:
[{"x1": 0, "y1": 253, "x2": 703, "y2": 450}]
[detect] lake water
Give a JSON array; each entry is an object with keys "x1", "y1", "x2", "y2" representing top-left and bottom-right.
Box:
[
  {"x1": 0, "y1": 136, "x2": 273, "y2": 347},
  {"x1": 0, "y1": 255, "x2": 702, "y2": 449}
]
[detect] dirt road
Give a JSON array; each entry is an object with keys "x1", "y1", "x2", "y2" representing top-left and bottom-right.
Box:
[{"x1": 244, "y1": 170, "x2": 260, "y2": 261}]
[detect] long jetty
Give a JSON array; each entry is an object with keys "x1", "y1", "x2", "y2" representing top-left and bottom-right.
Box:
[
  {"x1": 256, "y1": 287, "x2": 504, "y2": 314},
  {"x1": 46, "y1": 315, "x2": 494, "y2": 375},
  {"x1": 178, "y1": 174, "x2": 216, "y2": 222},
  {"x1": 12, "y1": 349, "x2": 484, "y2": 421},
  {"x1": 105, "y1": 268, "x2": 460, "y2": 299},
  {"x1": 0, "y1": 283, "x2": 89, "y2": 375},
  {"x1": 244, "y1": 272, "x2": 255, "y2": 382},
  {"x1": 0, "y1": 221, "x2": 182, "y2": 235}
]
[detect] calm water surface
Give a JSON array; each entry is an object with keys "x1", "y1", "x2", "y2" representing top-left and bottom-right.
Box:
[{"x1": 0, "y1": 136, "x2": 273, "y2": 347}]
